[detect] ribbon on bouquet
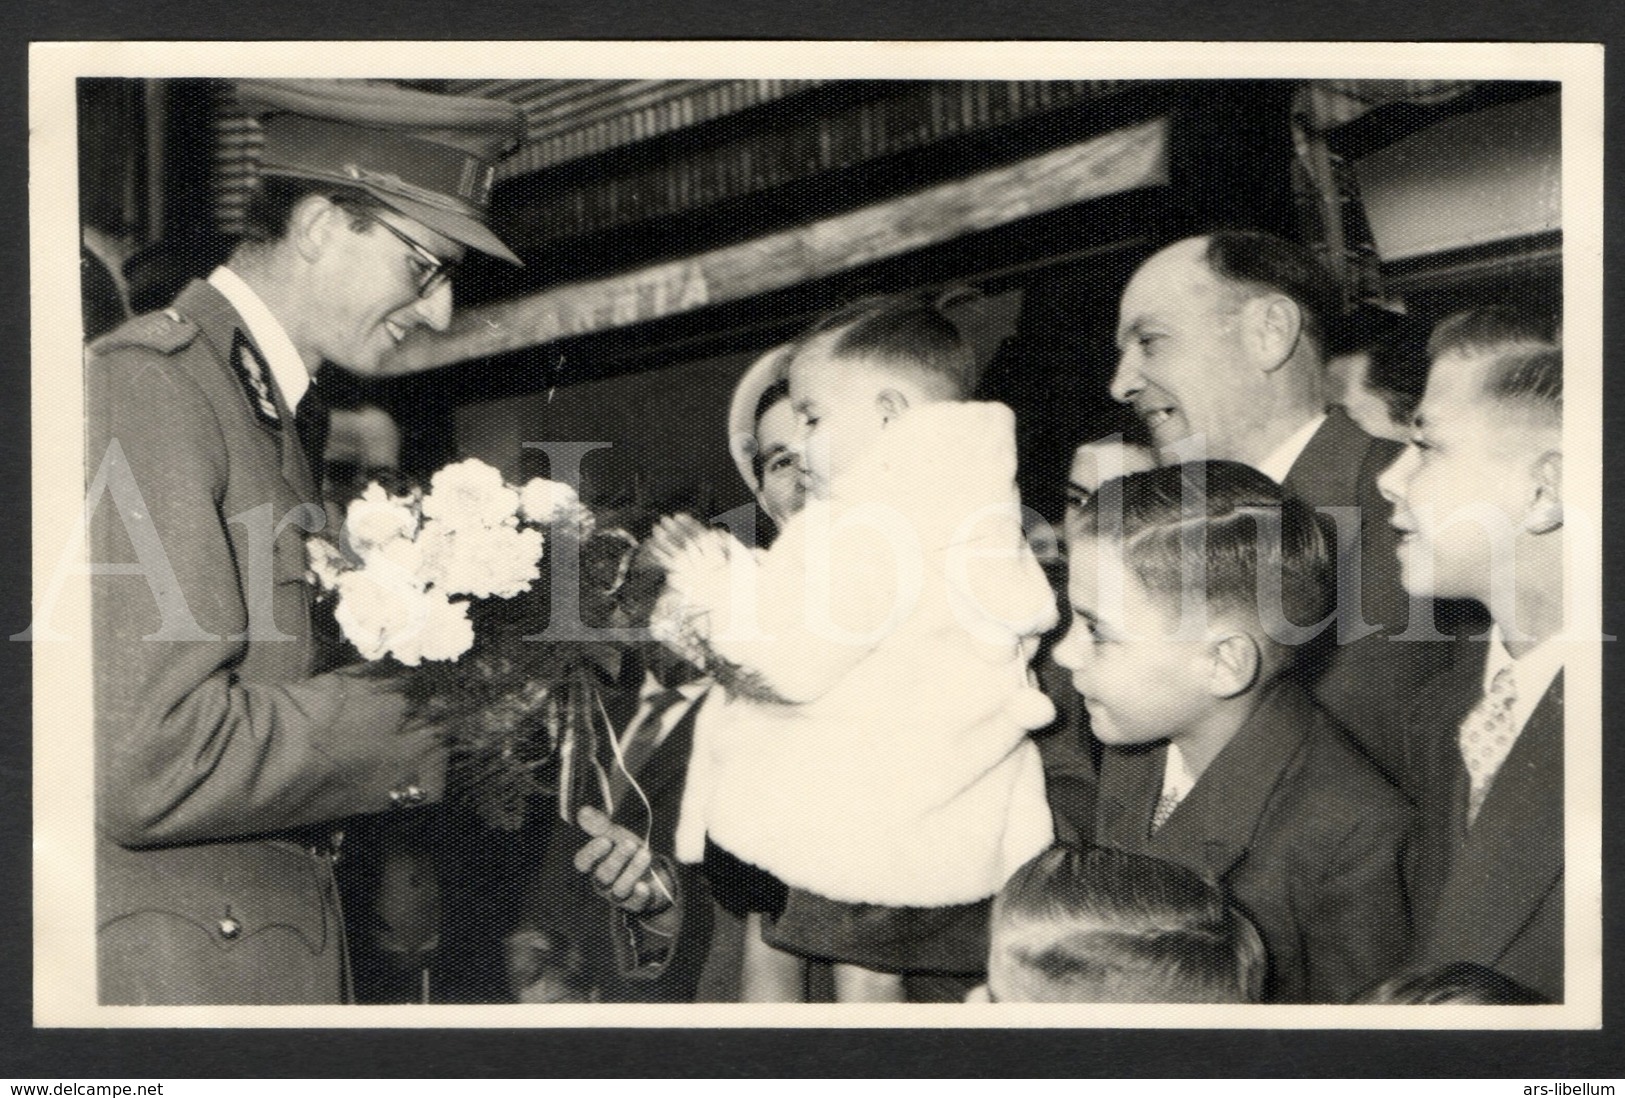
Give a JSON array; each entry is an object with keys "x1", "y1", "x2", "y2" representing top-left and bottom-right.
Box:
[
  {"x1": 553, "y1": 678, "x2": 608, "y2": 827},
  {"x1": 552, "y1": 675, "x2": 674, "y2": 911}
]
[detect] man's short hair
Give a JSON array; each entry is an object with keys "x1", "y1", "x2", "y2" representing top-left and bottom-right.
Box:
[
  {"x1": 1202, "y1": 230, "x2": 1342, "y2": 362},
  {"x1": 238, "y1": 176, "x2": 386, "y2": 244},
  {"x1": 1427, "y1": 305, "x2": 1559, "y2": 362},
  {"x1": 795, "y1": 292, "x2": 976, "y2": 398},
  {"x1": 1076, "y1": 461, "x2": 1332, "y2": 656},
  {"x1": 991, "y1": 844, "x2": 1266, "y2": 1003}
]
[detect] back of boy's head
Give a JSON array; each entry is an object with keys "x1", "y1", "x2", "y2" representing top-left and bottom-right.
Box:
[
  {"x1": 990, "y1": 844, "x2": 1266, "y2": 1003},
  {"x1": 796, "y1": 292, "x2": 976, "y2": 399},
  {"x1": 1075, "y1": 461, "x2": 1331, "y2": 669},
  {"x1": 1359, "y1": 962, "x2": 1549, "y2": 1006}
]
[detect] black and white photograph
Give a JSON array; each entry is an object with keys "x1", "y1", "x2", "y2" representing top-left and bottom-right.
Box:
[{"x1": 25, "y1": 40, "x2": 1603, "y2": 1038}]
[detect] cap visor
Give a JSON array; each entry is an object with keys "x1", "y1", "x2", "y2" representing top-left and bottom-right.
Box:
[{"x1": 375, "y1": 191, "x2": 523, "y2": 266}]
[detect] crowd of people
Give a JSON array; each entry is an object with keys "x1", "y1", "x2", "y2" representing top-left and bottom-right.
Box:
[{"x1": 84, "y1": 80, "x2": 1569, "y2": 1008}]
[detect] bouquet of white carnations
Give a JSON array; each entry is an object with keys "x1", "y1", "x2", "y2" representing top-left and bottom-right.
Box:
[{"x1": 306, "y1": 457, "x2": 646, "y2": 830}]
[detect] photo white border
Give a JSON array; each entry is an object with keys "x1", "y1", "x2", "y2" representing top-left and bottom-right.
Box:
[{"x1": 28, "y1": 38, "x2": 1605, "y2": 1030}]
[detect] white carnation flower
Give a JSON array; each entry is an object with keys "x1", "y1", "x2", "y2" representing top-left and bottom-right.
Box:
[
  {"x1": 422, "y1": 458, "x2": 520, "y2": 531},
  {"x1": 416, "y1": 518, "x2": 456, "y2": 588},
  {"x1": 428, "y1": 522, "x2": 544, "y2": 599},
  {"x1": 388, "y1": 591, "x2": 476, "y2": 666},
  {"x1": 648, "y1": 586, "x2": 711, "y2": 669},
  {"x1": 519, "y1": 477, "x2": 580, "y2": 525},
  {"x1": 333, "y1": 567, "x2": 432, "y2": 663},
  {"x1": 305, "y1": 537, "x2": 349, "y2": 590},
  {"x1": 344, "y1": 482, "x2": 419, "y2": 553},
  {"x1": 359, "y1": 533, "x2": 427, "y2": 590}
]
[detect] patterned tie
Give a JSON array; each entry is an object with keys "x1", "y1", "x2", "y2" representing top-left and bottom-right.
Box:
[
  {"x1": 1150, "y1": 789, "x2": 1183, "y2": 834},
  {"x1": 1459, "y1": 665, "x2": 1519, "y2": 827},
  {"x1": 606, "y1": 688, "x2": 687, "y2": 810}
]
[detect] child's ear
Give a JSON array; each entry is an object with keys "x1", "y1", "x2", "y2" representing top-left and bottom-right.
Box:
[
  {"x1": 1523, "y1": 449, "x2": 1563, "y2": 534},
  {"x1": 877, "y1": 387, "x2": 910, "y2": 425},
  {"x1": 1206, "y1": 630, "x2": 1260, "y2": 698},
  {"x1": 1242, "y1": 294, "x2": 1302, "y2": 373}
]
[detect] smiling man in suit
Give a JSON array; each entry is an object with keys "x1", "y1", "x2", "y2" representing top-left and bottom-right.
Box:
[
  {"x1": 85, "y1": 79, "x2": 525, "y2": 1004},
  {"x1": 1110, "y1": 229, "x2": 1452, "y2": 788},
  {"x1": 1378, "y1": 319, "x2": 1566, "y2": 1001}
]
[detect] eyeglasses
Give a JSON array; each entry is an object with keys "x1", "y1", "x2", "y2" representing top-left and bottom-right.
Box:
[{"x1": 364, "y1": 214, "x2": 458, "y2": 299}]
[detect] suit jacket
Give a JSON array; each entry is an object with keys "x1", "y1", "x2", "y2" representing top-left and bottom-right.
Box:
[
  {"x1": 88, "y1": 279, "x2": 444, "y2": 1004},
  {"x1": 519, "y1": 686, "x2": 721, "y2": 1002},
  {"x1": 1095, "y1": 680, "x2": 1415, "y2": 1003},
  {"x1": 1282, "y1": 407, "x2": 1464, "y2": 788},
  {"x1": 1406, "y1": 640, "x2": 1564, "y2": 1001}
]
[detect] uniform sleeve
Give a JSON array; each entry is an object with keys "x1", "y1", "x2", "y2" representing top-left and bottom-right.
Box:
[
  {"x1": 89, "y1": 346, "x2": 443, "y2": 849},
  {"x1": 1300, "y1": 803, "x2": 1417, "y2": 1003}
]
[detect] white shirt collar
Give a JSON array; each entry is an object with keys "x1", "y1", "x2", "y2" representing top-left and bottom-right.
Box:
[
  {"x1": 1255, "y1": 413, "x2": 1327, "y2": 485},
  {"x1": 1484, "y1": 623, "x2": 1566, "y2": 734},
  {"x1": 208, "y1": 265, "x2": 312, "y2": 413},
  {"x1": 1160, "y1": 741, "x2": 1197, "y2": 801}
]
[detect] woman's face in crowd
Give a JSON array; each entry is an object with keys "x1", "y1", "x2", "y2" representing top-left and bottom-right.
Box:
[
  {"x1": 754, "y1": 396, "x2": 807, "y2": 527},
  {"x1": 1064, "y1": 440, "x2": 1158, "y2": 543}
]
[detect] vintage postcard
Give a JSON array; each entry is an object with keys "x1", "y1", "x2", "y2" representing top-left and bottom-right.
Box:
[{"x1": 27, "y1": 39, "x2": 1603, "y2": 1031}]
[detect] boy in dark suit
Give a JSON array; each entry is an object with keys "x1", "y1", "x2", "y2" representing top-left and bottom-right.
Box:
[
  {"x1": 1053, "y1": 461, "x2": 1414, "y2": 1003},
  {"x1": 1109, "y1": 231, "x2": 1451, "y2": 789},
  {"x1": 1377, "y1": 326, "x2": 1565, "y2": 1001}
]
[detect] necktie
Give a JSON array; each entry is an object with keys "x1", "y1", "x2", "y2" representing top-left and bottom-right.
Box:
[
  {"x1": 1150, "y1": 747, "x2": 1190, "y2": 835},
  {"x1": 1151, "y1": 789, "x2": 1183, "y2": 834},
  {"x1": 1459, "y1": 665, "x2": 1519, "y2": 827},
  {"x1": 607, "y1": 688, "x2": 687, "y2": 810},
  {"x1": 294, "y1": 386, "x2": 330, "y2": 483}
]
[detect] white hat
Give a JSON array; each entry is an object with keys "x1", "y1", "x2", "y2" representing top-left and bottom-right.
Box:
[{"x1": 727, "y1": 344, "x2": 795, "y2": 491}]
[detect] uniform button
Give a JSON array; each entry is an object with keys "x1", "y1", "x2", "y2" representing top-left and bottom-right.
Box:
[{"x1": 217, "y1": 916, "x2": 242, "y2": 940}]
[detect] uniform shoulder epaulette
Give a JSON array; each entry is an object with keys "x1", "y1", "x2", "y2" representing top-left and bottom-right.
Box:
[{"x1": 89, "y1": 308, "x2": 200, "y2": 357}]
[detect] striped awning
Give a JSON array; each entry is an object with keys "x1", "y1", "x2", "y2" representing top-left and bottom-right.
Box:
[{"x1": 443, "y1": 78, "x2": 827, "y2": 179}]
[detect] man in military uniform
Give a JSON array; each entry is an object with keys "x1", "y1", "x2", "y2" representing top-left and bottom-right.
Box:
[{"x1": 86, "y1": 80, "x2": 526, "y2": 1004}]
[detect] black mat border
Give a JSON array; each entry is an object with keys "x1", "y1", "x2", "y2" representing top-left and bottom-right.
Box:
[{"x1": 4, "y1": 0, "x2": 1621, "y2": 1078}]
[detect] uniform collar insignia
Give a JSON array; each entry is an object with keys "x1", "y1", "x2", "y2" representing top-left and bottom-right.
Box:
[{"x1": 229, "y1": 328, "x2": 281, "y2": 428}]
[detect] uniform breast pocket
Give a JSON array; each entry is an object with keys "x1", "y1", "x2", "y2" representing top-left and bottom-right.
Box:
[{"x1": 223, "y1": 491, "x2": 323, "y2": 649}]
